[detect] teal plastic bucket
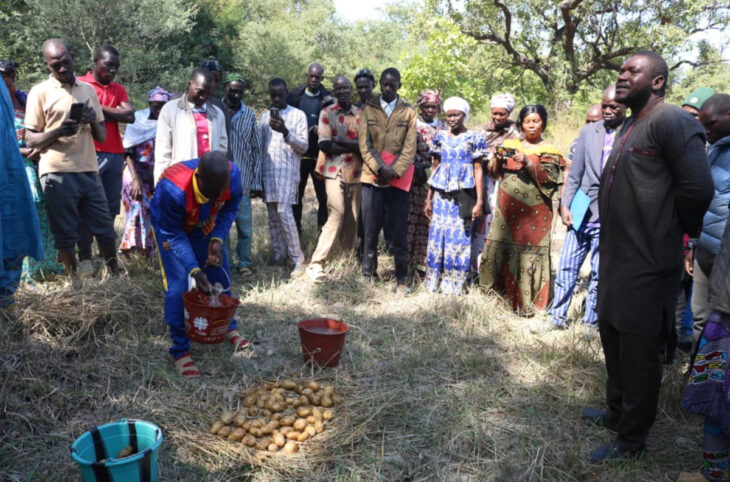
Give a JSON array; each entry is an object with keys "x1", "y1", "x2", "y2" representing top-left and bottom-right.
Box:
[{"x1": 70, "y1": 419, "x2": 162, "y2": 482}]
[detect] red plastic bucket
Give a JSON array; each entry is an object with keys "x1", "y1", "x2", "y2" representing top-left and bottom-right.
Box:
[
  {"x1": 183, "y1": 291, "x2": 240, "y2": 344},
  {"x1": 297, "y1": 318, "x2": 349, "y2": 367}
]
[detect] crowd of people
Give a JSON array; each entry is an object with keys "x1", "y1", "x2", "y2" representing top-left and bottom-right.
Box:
[{"x1": 3, "y1": 38, "x2": 730, "y2": 478}]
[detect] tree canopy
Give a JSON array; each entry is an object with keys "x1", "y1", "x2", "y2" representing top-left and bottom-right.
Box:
[{"x1": 0, "y1": 0, "x2": 726, "y2": 118}]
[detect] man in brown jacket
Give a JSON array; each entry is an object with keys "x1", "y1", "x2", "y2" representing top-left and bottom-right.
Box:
[{"x1": 358, "y1": 67, "x2": 417, "y2": 290}]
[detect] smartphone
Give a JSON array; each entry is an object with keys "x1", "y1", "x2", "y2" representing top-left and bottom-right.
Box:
[
  {"x1": 269, "y1": 107, "x2": 280, "y2": 119},
  {"x1": 69, "y1": 102, "x2": 85, "y2": 122}
]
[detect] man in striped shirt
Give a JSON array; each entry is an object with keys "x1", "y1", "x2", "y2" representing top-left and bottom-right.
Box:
[
  {"x1": 227, "y1": 74, "x2": 263, "y2": 276},
  {"x1": 260, "y1": 78, "x2": 309, "y2": 277}
]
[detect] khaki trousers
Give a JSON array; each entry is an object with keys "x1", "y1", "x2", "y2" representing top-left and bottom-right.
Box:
[{"x1": 310, "y1": 178, "x2": 361, "y2": 266}]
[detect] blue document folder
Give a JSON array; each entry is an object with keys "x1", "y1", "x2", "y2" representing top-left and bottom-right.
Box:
[{"x1": 569, "y1": 189, "x2": 591, "y2": 231}]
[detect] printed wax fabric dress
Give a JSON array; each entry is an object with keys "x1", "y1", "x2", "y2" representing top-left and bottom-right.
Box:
[
  {"x1": 408, "y1": 118, "x2": 446, "y2": 273},
  {"x1": 479, "y1": 138, "x2": 565, "y2": 313},
  {"x1": 14, "y1": 93, "x2": 61, "y2": 280},
  {"x1": 425, "y1": 130, "x2": 486, "y2": 294}
]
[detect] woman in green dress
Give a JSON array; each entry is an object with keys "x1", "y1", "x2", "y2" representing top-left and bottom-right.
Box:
[
  {"x1": 479, "y1": 104, "x2": 565, "y2": 315},
  {"x1": 1, "y1": 59, "x2": 62, "y2": 280}
]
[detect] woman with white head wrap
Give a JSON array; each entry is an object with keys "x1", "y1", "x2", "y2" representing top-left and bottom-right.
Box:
[
  {"x1": 471, "y1": 93, "x2": 521, "y2": 275},
  {"x1": 119, "y1": 86, "x2": 171, "y2": 255},
  {"x1": 422, "y1": 96, "x2": 487, "y2": 294}
]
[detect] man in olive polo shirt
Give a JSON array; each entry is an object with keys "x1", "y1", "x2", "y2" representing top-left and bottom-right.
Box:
[{"x1": 24, "y1": 38, "x2": 120, "y2": 284}]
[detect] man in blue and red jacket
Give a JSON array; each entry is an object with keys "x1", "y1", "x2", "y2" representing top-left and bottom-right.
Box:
[{"x1": 151, "y1": 150, "x2": 246, "y2": 378}]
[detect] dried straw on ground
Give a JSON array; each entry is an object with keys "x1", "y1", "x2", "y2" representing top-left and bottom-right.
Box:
[{"x1": 0, "y1": 195, "x2": 703, "y2": 481}]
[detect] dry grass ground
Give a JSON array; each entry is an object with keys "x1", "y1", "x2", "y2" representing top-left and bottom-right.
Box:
[{"x1": 0, "y1": 186, "x2": 704, "y2": 482}]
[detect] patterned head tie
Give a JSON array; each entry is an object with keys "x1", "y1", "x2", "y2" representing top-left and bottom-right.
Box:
[
  {"x1": 147, "y1": 86, "x2": 171, "y2": 102},
  {"x1": 490, "y1": 93, "x2": 516, "y2": 113},
  {"x1": 417, "y1": 89, "x2": 442, "y2": 109}
]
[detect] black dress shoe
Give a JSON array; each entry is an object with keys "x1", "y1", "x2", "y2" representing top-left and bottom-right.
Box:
[
  {"x1": 580, "y1": 407, "x2": 618, "y2": 432},
  {"x1": 589, "y1": 441, "x2": 645, "y2": 464}
]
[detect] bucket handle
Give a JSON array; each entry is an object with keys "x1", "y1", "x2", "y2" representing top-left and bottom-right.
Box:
[
  {"x1": 194, "y1": 265, "x2": 232, "y2": 294},
  {"x1": 90, "y1": 426, "x2": 113, "y2": 482}
]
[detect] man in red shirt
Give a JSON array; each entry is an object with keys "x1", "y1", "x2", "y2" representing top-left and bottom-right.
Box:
[{"x1": 77, "y1": 45, "x2": 134, "y2": 275}]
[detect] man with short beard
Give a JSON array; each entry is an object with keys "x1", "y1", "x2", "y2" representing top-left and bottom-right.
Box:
[{"x1": 582, "y1": 50, "x2": 713, "y2": 463}]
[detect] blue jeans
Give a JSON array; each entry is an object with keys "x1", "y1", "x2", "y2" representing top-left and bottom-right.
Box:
[
  {"x1": 234, "y1": 195, "x2": 252, "y2": 268},
  {"x1": 548, "y1": 223, "x2": 600, "y2": 326}
]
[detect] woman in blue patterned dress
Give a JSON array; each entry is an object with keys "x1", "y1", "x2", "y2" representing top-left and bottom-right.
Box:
[{"x1": 423, "y1": 97, "x2": 486, "y2": 294}]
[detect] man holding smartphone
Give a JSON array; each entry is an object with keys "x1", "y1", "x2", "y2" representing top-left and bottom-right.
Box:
[
  {"x1": 77, "y1": 45, "x2": 134, "y2": 276},
  {"x1": 260, "y1": 78, "x2": 308, "y2": 277},
  {"x1": 24, "y1": 39, "x2": 120, "y2": 286}
]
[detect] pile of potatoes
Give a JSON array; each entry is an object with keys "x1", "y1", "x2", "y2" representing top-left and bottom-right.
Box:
[{"x1": 209, "y1": 380, "x2": 342, "y2": 453}]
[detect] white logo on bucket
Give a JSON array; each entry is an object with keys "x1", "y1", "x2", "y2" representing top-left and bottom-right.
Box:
[{"x1": 193, "y1": 317, "x2": 209, "y2": 331}]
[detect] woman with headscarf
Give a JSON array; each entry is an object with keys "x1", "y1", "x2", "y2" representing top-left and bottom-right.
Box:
[
  {"x1": 408, "y1": 89, "x2": 447, "y2": 278},
  {"x1": 423, "y1": 97, "x2": 486, "y2": 294},
  {"x1": 119, "y1": 86, "x2": 171, "y2": 255},
  {"x1": 479, "y1": 104, "x2": 565, "y2": 314},
  {"x1": 0, "y1": 59, "x2": 61, "y2": 280},
  {"x1": 471, "y1": 93, "x2": 520, "y2": 274}
]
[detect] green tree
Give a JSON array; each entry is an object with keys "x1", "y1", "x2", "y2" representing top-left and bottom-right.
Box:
[{"x1": 443, "y1": 0, "x2": 729, "y2": 107}]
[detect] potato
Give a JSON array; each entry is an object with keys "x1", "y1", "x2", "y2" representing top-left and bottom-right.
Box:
[
  {"x1": 220, "y1": 411, "x2": 234, "y2": 425},
  {"x1": 270, "y1": 402, "x2": 285, "y2": 413},
  {"x1": 297, "y1": 431, "x2": 309, "y2": 442},
  {"x1": 311, "y1": 407, "x2": 322, "y2": 420},
  {"x1": 296, "y1": 406, "x2": 311, "y2": 418},
  {"x1": 286, "y1": 431, "x2": 301, "y2": 440},
  {"x1": 280, "y1": 380, "x2": 297, "y2": 390},
  {"x1": 218, "y1": 426, "x2": 233, "y2": 438},
  {"x1": 322, "y1": 408, "x2": 334, "y2": 420},
  {"x1": 210, "y1": 421, "x2": 224, "y2": 435},
  {"x1": 267, "y1": 442, "x2": 279, "y2": 452},
  {"x1": 243, "y1": 396, "x2": 256, "y2": 407},
  {"x1": 242, "y1": 435, "x2": 256, "y2": 447},
  {"x1": 320, "y1": 396, "x2": 333, "y2": 408},
  {"x1": 296, "y1": 384, "x2": 305, "y2": 394},
  {"x1": 322, "y1": 385, "x2": 334, "y2": 396},
  {"x1": 256, "y1": 398, "x2": 266, "y2": 409},
  {"x1": 308, "y1": 394, "x2": 321, "y2": 406},
  {"x1": 332, "y1": 394, "x2": 343, "y2": 405},
  {"x1": 301, "y1": 388, "x2": 314, "y2": 397},
  {"x1": 248, "y1": 407, "x2": 259, "y2": 417},
  {"x1": 250, "y1": 419, "x2": 264, "y2": 428},
  {"x1": 229, "y1": 428, "x2": 246, "y2": 441},
  {"x1": 305, "y1": 381, "x2": 320, "y2": 392},
  {"x1": 298, "y1": 395, "x2": 309, "y2": 405},
  {"x1": 280, "y1": 426, "x2": 294, "y2": 435},
  {"x1": 280, "y1": 415, "x2": 296, "y2": 427},
  {"x1": 255, "y1": 440, "x2": 268, "y2": 451},
  {"x1": 249, "y1": 427, "x2": 263, "y2": 438},
  {"x1": 283, "y1": 440, "x2": 298, "y2": 454},
  {"x1": 285, "y1": 397, "x2": 297, "y2": 406},
  {"x1": 261, "y1": 424, "x2": 275, "y2": 435},
  {"x1": 269, "y1": 420, "x2": 280, "y2": 429},
  {"x1": 234, "y1": 415, "x2": 246, "y2": 427},
  {"x1": 293, "y1": 418, "x2": 307, "y2": 431},
  {"x1": 116, "y1": 446, "x2": 134, "y2": 458},
  {"x1": 314, "y1": 420, "x2": 324, "y2": 434},
  {"x1": 261, "y1": 409, "x2": 272, "y2": 417},
  {"x1": 243, "y1": 421, "x2": 252, "y2": 431},
  {"x1": 304, "y1": 425, "x2": 316, "y2": 437},
  {"x1": 273, "y1": 432, "x2": 286, "y2": 447},
  {"x1": 271, "y1": 413, "x2": 283, "y2": 421},
  {"x1": 306, "y1": 415, "x2": 317, "y2": 424}
]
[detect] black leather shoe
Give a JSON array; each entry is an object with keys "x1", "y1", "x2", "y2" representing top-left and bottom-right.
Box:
[
  {"x1": 581, "y1": 407, "x2": 618, "y2": 432},
  {"x1": 589, "y1": 441, "x2": 645, "y2": 464}
]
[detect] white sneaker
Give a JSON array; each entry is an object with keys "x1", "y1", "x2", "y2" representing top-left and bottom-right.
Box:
[{"x1": 306, "y1": 264, "x2": 325, "y2": 283}]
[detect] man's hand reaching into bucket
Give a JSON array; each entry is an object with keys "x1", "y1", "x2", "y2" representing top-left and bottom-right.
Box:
[
  {"x1": 206, "y1": 239, "x2": 223, "y2": 268},
  {"x1": 192, "y1": 270, "x2": 212, "y2": 294}
]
